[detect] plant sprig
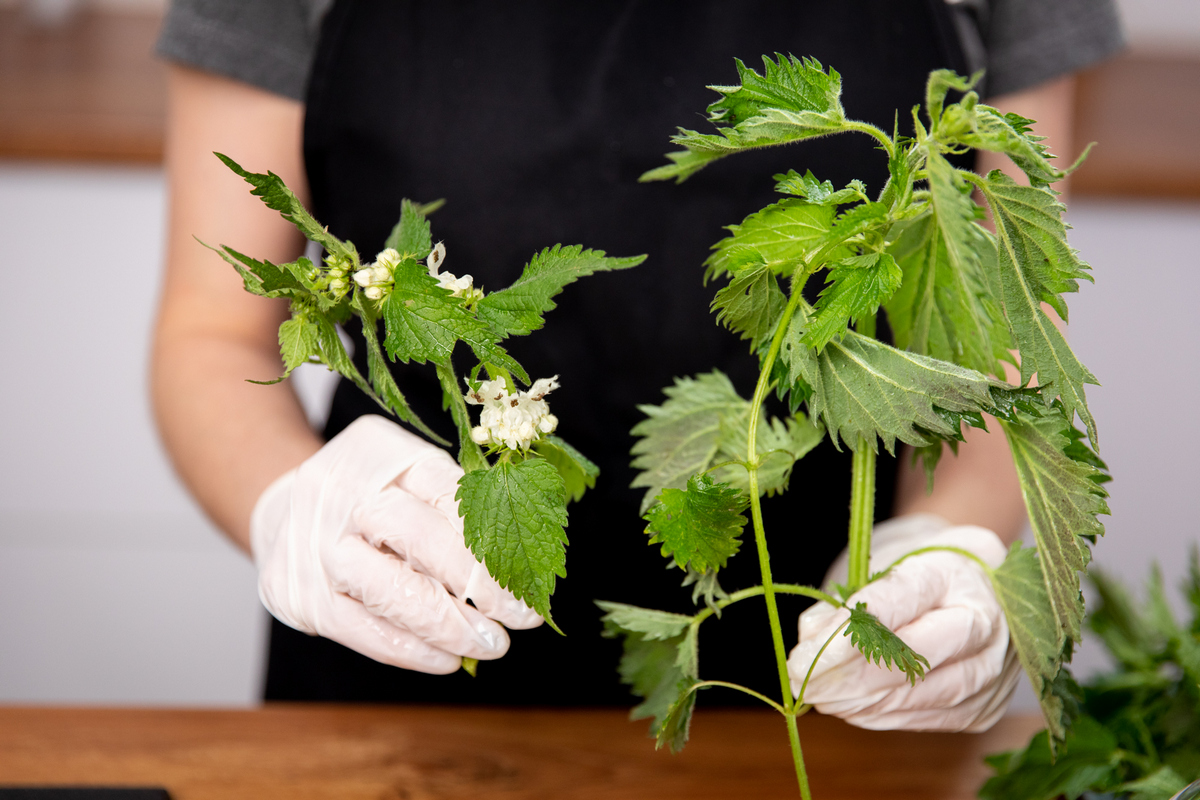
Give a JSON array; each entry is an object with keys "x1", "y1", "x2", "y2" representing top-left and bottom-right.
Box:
[
  {"x1": 212, "y1": 154, "x2": 645, "y2": 628},
  {"x1": 603, "y1": 55, "x2": 1108, "y2": 798}
]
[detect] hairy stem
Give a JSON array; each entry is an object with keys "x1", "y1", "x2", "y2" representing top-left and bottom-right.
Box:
[
  {"x1": 691, "y1": 583, "x2": 844, "y2": 627},
  {"x1": 689, "y1": 680, "x2": 787, "y2": 714},
  {"x1": 877, "y1": 544, "x2": 994, "y2": 577},
  {"x1": 845, "y1": 120, "x2": 896, "y2": 160},
  {"x1": 846, "y1": 444, "x2": 877, "y2": 591}
]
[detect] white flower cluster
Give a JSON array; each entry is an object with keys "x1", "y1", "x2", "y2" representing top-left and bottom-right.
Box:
[
  {"x1": 351, "y1": 242, "x2": 483, "y2": 304},
  {"x1": 353, "y1": 248, "x2": 402, "y2": 300},
  {"x1": 465, "y1": 376, "x2": 560, "y2": 451}
]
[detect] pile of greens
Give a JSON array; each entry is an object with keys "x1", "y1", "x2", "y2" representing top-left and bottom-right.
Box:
[{"x1": 981, "y1": 553, "x2": 1200, "y2": 800}]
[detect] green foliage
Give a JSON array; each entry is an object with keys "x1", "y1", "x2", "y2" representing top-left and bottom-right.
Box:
[
  {"x1": 598, "y1": 601, "x2": 699, "y2": 752},
  {"x1": 705, "y1": 199, "x2": 838, "y2": 281},
  {"x1": 844, "y1": 603, "x2": 930, "y2": 685},
  {"x1": 215, "y1": 153, "x2": 358, "y2": 265},
  {"x1": 384, "y1": 198, "x2": 435, "y2": 259},
  {"x1": 982, "y1": 561, "x2": 1200, "y2": 798},
  {"x1": 712, "y1": 260, "x2": 787, "y2": 352},
  {"x1": 773, "y1": 169, "x2": 866, "y2": 205},
  {"x1": 457, "y1": 456, "x2": 568, "y2": 630},
  {"x1": 531, "y1": 435, "x2": 599, "y2": 504},
  {"x1": 475, "y1": 245, "x2": 645, "y2": 337},
  {"x1": 641, "y1": 55, "x2": 848, "y2": 183},
  {"x1": 630, "y1": 371, "x2": 822, "y2": 512},
  {"x1": 888, "y1": 154, "x2": 1012, "y2": 376},
  {"x1": 644, "y1": 474, "x2": 748, "y2": 575},
  {"x1": 802, "y1": 252, "x2": 903, "y2": 350},
  {"x1": 779, "y1": 303, "x2": 1000, "y2": 453},
  {"x1": 276, "y1": 315, "x2": 320, "y2": 380},
  {"x1": 991, "y1": 543, "x2": 1074, "y2": 740},
  {"x1": 1003, "y1": 410, "x2": 1109, "y2": 644},
  {"x1": 975, "y1": 171, "x2": 1098, "y2": 443}
]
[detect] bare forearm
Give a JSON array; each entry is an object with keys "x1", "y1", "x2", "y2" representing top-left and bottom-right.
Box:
[{"x1": 152, "y1": 322, "x2": 321, "y2": 552}]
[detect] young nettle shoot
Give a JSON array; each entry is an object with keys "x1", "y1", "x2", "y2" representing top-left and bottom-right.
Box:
[
  {"x1": 208, "y1": 153, "x2": 643, "y2": 632},
  {"x1": 599, "y1": 56, "x2": 1109, "y2": 799}
]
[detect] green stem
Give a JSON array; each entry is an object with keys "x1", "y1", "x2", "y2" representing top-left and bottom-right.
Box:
[
  {"x1": 845, "y1": 313, "x2": 879, "y2": 593},
  {"x1": 785, "y1": 713, "x2": 814, "y2": 800},
  {"x1": 844, "y1": 120, "x2": 896, "y2": 159},
  {"x1": 877, "y1": 545, "x2": 994, "y2": 577},
  {"x1": 691, "y1": 583, "x2": 844, "y2": 627},
  {"x1": 435, "y1": 360, "x2": 488, "y2": 472},
  {"x1": 846, "y1": 443, "x2": 877, "y2": 592},
  {"x1": 689, "y1": 680, "x2": 787, "y2": 714},
  {"x1": 745, "y1": 284, "x2": 812, "y2": 798}
]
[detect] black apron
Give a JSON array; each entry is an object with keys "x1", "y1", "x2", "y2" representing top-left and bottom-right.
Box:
[{"x1": 265, "y1": 0, "x2": 973, "y2": 705}]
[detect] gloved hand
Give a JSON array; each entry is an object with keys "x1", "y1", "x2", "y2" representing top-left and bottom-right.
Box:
[
  {"x1": 787, "y1": 513, "x2": 1020, "y2": 732},
  {"x1": 250, "y1": 414, "x2": 542, "y2": 673}
]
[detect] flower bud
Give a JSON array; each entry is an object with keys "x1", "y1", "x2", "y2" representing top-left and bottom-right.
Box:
[
  {"x1": 427, "y1": 241, "x2": 447, "y2": 275},
  {"x1": 364, "y1": 286, "x2": 384, "y2": 300},
  {"x1": 353, "y1": 269, "x2": 373, "y2": 287}
]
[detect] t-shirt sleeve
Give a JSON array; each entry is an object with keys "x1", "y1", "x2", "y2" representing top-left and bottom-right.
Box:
[
  {"x1": 983, "y1": 0, "x2": 1125, "y2": 97},
  {"x1": 156, "y1": 0, "x2": 320, "y2": 101}
]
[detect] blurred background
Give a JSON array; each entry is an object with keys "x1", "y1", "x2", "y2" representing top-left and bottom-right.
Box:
[{"x1": 0, "y1": 0, "x2": 1197, "y2": 709}]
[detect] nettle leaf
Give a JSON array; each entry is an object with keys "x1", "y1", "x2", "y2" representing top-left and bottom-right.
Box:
[
  {"x1": 976, "y1": 170, "x2": 1098, "y2": 443},
  {"x1": 817, "y1": 201, "x2": 890, "y2": 253},
  {"x1": 277, "y1": 314, "x2": 319, "y2": 379},
  {"x1": 681, "y1": 567, "x2": 730, "y2": 613},
  {"x1": 457, "y1": 456, "x2": 568, "y2": 629},
  {"x1": 1119, "y1": 766, "x2": 1190, "y2": 800},
  {"x1": 641, "y1": 55, "x2": 848, "y2": 183},
  {"x1": 992, "y1": 543, "x2": 1074, "y2": 740},
  {"x1": 803, "y1": 252, "x2": 903, "y2": 351},
  {"x1": 352, "y1": 293, "x2": 446, "y2": 445},
  {"x1": 631, "y1": 371, "x2": 820, "y2": 510},
  {"x1": 384, "y1": 199, "x2": 434, "y2": 260},
  {"x1": 598, "y1": 601, "x2": 699, "y2": 752},
  {"x1": 475, "y1": 245, "x2": 645, "y2": 338},
  {"x1": 1003, "y1": 409, "x2": 1109, "y2": 647},
  {"x1": 711, "y1": 260, "x2": 787, "y2": 352},
  {"x1": 773, "y1": 169, "x2": 866, "y2": 205},
  {"x1": 630, "y1": 371, "x2": 746, "y2": 513},
  {"x1": 939, "y1": 102, "x2": 1063, "y2": 187},
  {"x1": 705, "y1": 199, "x2": 838, "y2": 281},
  {"x1": 215, "y1": 153, "x2": 358, "y2": 265},
  {"x1": 531, "y1": 435, "x2": 599, "y2": 504},
  {"x1": 885, "y1": 204, "x2": 1011, "y2": 376},
  {"x1": 712, "y1": 407, "x2": 824, "y2": 497},
  {"x1": 778, "y1": 303, "x2": 998, "y2": 452},
  {"x1": 383, "y1": 258, "x2": 529, "y2": 383},
  {"x1": 844, "y1": 603, "x2": 930, "y2": 685},
  {"x1": 207, "y1": 243, "x2": 305, "y2": 299},
  {"x1": 434, "y1": 360, "x2": 485, "y2": 470},
  {"x1": 644, "y1": 474, "x2": 748, "y2": 575}
]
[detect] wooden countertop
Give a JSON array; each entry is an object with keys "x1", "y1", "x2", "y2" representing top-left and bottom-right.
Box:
[{"x1": 0, "y1": 705, "x2": 1043, "y2": 799}]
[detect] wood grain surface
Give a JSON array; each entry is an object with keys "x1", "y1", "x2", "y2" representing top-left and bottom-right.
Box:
[{"x1": 0, "y1": 705, "x2": 1044, "y2": 799}]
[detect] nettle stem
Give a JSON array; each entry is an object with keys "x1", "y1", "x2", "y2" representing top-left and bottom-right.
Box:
[
  {"x1": 746, "y1": 286, "x2": 814, "y2": 800},
  {"x1": 846, "y1": 313, "x2": 879, "y2": 591}
]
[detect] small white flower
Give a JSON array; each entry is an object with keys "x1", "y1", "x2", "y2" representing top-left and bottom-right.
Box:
[
  {"x1": 427, "y1": 241, "x2": 446, "y2": 275},
  {"x1": 353, "y1": 268, "x2": 373, "y2": 287},
  {"x1": 375, "y1": 248, "x2": 402, "y2": 270},
  {"x1": 528, "y1": 375, "x2": 560, "y2": 401},
  {"x1": 470, "y1": 426, "x2": 491, "y2": 445},
  {"x1": 364, "y1": 286, "x2": 384, "y2": 300},
  {"x1": 329, "y1": 278, "x2": 347, "y2": 290}
]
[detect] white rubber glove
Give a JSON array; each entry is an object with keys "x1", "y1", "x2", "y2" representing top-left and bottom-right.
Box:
[
  {"x1": 787, "y1": 513, "x2": 1020, "y2": 732},
  {"x1": 251, "y1": 415, "x2": 542, "y2": 674}
]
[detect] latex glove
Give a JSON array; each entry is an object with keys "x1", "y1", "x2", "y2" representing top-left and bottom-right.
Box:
[
  {"x1": 251, "y1": 415, "x2": 542, "y2": 674},
  {"x1": 787, "y1": 513, "x2": 1020, "y2": 732}
]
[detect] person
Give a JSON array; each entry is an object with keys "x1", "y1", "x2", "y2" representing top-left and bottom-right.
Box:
[{"x1": 151, "y1": 1, "x2": 1123, "y2": 726}]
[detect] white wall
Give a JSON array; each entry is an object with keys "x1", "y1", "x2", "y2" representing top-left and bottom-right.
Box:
[
  {"x1": 0, "y1": 163, "x2": 267, "y2": 705},
  {"x1": 1117, "y1": 0, "x2": 1200, "y2": 53}
]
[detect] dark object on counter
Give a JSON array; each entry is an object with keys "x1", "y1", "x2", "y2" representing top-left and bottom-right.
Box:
[{"x1": 0, "y1": 790, "x2": 170, "y2": 799}]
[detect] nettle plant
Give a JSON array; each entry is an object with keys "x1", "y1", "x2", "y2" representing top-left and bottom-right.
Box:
[
  {"x1": 596, "y1": 56, "x2": 1109, "y2": 798},
  {"x1": 209, "y1": 154, "x2": 644, "y2": 639}
]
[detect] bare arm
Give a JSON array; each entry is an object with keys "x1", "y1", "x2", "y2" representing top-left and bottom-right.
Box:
[
  {"x1": 151, "y1": 65, "x2": 323, "y2": 553},
  {"x1": 893, "y1": 76, "x2": 1077, "y2": 544}
]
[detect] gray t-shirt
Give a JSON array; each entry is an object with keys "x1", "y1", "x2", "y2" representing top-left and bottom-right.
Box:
[{"x1": 156, "y1": 0, "x2": 1123, "y2": 102}]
